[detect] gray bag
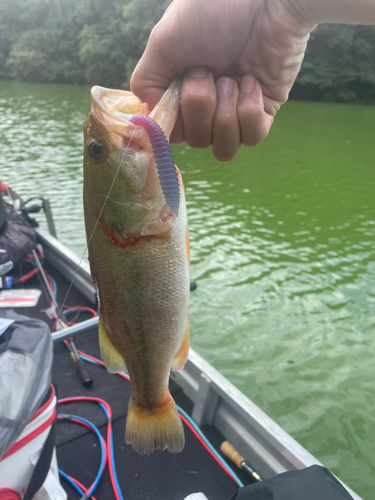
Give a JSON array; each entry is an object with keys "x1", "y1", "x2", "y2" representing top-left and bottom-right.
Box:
[{"x1": 0, "y1": 309, "x2": 52, "y2": 457}]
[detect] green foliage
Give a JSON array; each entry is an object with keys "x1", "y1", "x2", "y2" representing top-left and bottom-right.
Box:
[
  {"x1": 6, "y1": 30, "x2": 47, "y2": 81},
  {"x1": 0, "y1": 0, "x2": 170, "y2": 88},
  {"x1": 1, "y1": 1, "x2": 375, "y2": 103},
  {"x1": 120, "y1": 0, "x2": 170, "y2": 85},
  {"x1": 78, "y1": 2, "x2": 127, "y2": 88},
  {"x1": 293, "y1": 24, "x2": 375, "y2": 103}
]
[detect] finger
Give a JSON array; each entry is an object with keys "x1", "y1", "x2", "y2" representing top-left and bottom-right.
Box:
[
  {"x1": 170, "y1": 113, "x2": 185, "y2": 145},
  {"x1": 238, "y1": 75, "x2": 274, "y2": 147},
  {"x1": 181, "y1": 67, "x2": 217, "y2": 149},
  {"x1": 211, "y1": 77, "x2": 241, "y2": 162}
]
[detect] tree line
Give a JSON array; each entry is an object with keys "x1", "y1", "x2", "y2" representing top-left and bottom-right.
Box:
[{"x1": 1, "y1": 0, "x2": 375, "y2": 104}]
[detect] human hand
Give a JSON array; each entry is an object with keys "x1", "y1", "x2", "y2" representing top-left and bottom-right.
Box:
[{"x1": 130, "y1": 0, "x2": 315, "y2": 161}]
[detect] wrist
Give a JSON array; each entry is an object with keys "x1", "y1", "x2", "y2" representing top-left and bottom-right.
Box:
[
  {"x1": 277, "y1": 0, "x2": 319, "y2": 30},
  {"x1": 280, "y1": 0, "x2": 375, "y2": 26}
]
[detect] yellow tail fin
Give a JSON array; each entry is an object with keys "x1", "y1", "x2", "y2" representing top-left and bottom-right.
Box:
[{"x1": 125, "y1": 393, "x2": 184, "y2": 455}]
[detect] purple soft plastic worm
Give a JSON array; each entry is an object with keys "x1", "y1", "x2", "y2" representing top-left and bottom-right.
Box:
[{"x1": 129, "y1": 114, "x2": 179, "y2": 217}]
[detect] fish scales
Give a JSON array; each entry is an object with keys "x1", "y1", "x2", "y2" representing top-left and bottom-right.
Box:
[
  {"x1": 83, "y1": 79, "x2": 190, "y2": 454},
  {"x1": 88, "y1": 195, "x2": 189, "y2": 404}
]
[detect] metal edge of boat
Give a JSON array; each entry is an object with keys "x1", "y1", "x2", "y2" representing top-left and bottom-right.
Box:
[
  {"x1": 35, "y1": 227, "x2": 96, "y2": 303},
  {"x1": 37, "y1": 226, "x2": 362, "y2": 500}
]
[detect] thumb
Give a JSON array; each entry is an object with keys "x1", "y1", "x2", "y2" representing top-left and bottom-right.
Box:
[{"x1": 130, "y1": 23, "x2": 185, "y2": 110}]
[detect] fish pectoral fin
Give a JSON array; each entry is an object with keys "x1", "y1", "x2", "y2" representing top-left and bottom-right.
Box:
[
  {"x1": 125, "y1": 393, "x2": 184, "y2": 455},
  {"x1": 140, "y1": 221, "x2": 171, "y2": 238},
  {"x1": 171, "y1": 320, "x2": 189, "y2": 372},
  {"x1": 99, "y1": 313, "x2": 127, "y2": 374}
]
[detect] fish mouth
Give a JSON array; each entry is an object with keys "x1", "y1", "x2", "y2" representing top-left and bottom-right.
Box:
[
  {"x1": 90, "y1": 78, "x2": 182, "y2": 147},
  {"x1": 90, "y1": 86, "x2": 148, "y2": 147}
]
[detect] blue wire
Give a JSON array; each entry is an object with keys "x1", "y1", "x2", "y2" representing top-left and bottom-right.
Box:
[
  {"x1": 66, "y1": 349, "x2": 99, "y2": 366},
  {"x1": 59, "y1": 469, "x2": 86, "y2": 496},
  {"x1": 48, "y1": 275, "x2": 57, "y2": 301},
  {"x1": 60, "y1": 399, "x2": 124, "y2": 500},
  {"x1": 57, "y1": 414, "x2": 106, "y2": 497},
  {"x1": 36, "y1": 244, "x2": 44, "y2": 258},
  {"x1": 97, "y1": 402, "x2": 124, "y2": 500},
  {"x1": 62, "y1": 308, "x2": 82, "y2": 314},
  {"x1": 62, "y1": 350, "x2": 241, "y2": 491},
  {"x1": 177, "y1": 406, "x2": 244, "y2": 487},
  {"x1": 110, "y1": 430, "x2": 124, "y2": 500}
]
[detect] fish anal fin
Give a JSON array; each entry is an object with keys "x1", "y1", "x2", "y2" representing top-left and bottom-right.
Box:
[
  {"x1": 125, "y1": 393, "x2": 184, "y2": 455},
  {"x1": 99, "y1": 313, "x2": 127, "y2": 374},
  {"x1": 171, "y1": 320, "x2": 189, "y2": 372}
]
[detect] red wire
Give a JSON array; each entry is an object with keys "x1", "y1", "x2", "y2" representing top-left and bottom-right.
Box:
[
  {"x1": 18, "y1": 267, "x2": 39, "y2": 283},
  {"x1": 58, "y1": 396, "x2": 122, "y2": 500},
  {"x1": 66, "y1": 476, "x2": 97, "y2": 500},
  {"x1": 44, "y1": 271, "x2": 55, "y2": 306},
  {"x1": 56, "y1": 414, "x2": 108, "y2": 494},
  {"x1": 63, "y1": 306, "x2": 97, "y2": 317},
  {"x1": 35, "y1": 245, "x2": 44, "y2": 258},
  {"x1": 179, "y1": 414, "x2": 238, "y2": 485},
  {"x1": 75, "y1": 350, "x2": 130, "y2": 382}
]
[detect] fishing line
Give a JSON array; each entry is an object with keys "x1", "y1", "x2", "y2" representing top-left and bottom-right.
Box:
[{"x1": 55, "y1": 129, "x2": 136, "y2": 329}]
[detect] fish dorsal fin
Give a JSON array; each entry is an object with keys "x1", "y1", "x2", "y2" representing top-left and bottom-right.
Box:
[{"x1": 99, "y1": 312, "x2": 127, "y2": 373}]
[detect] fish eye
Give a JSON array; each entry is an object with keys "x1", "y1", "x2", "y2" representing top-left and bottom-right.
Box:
[{"x1": 88, "y1": 139, "x2": 105, "y2": 160}]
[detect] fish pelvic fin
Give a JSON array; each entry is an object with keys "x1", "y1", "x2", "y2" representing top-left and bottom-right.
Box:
[
  {"x1": 99, "y1": 313, "x2": 127, "y2": 373},
  {"x1": 125, "y1": 393, "x2": 184, "y2": 455},
  {"x1": 171, "y1": 320, "x2": 189, "y2": 372}
]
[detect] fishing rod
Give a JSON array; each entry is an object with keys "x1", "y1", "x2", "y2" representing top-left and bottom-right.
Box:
[{"x1": 32, "y1": 249, "x2": 93, "y2": 388}]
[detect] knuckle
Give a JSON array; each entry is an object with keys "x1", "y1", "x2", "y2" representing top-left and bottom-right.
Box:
[
  {"x1": 182, "y1": 90, "x2": 216, "y2": 111},
  {"x1": 242, "y1": 130, "x2": 266, "y2": 147},
  {"x1": 238, "y1": 110, "x2": 269, "y2": 147},
  {"x1": 186, "y1": 134, "x2": 211, "y2": 149},
  {"x1": 129, "y1": 72, "x2": 139, "y2": 94},
  {"x1": 148, "y1": 22, "x2": 173, "y2": 53},
  {"x1": 149, "y1": 23, "x2": 163, "y2": 43},
  {"x1": 212, "y1": 145, "x2": 241, "y2": 162},
  {"x1": 238, "y1": 104, "x2": 263, "y2": 124},
  {"x1": 215, "y1": 113, "x2": 235, "y2": 131}
]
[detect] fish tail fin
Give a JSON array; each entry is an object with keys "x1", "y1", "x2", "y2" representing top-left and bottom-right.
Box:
[{"x1": 125, "y1": 392, "x2": 184, "y2": 455}]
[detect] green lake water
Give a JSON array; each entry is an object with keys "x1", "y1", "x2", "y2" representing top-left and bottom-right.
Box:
[{"x1": 1, "y1": 80, "x2": 374, "y2": 498}]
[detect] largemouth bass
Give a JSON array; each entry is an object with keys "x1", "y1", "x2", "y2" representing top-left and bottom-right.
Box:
[{"x1": 83, "y1": 79, "x2": 190, "y2": 454}]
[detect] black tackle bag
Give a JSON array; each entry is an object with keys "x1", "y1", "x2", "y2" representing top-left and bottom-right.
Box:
[
  {"x1": 232, "y1": 465, "x2": 354, "y2": 500},
  {"x1": 0, "y1": 191, "x2": 36, "y2": 276}
]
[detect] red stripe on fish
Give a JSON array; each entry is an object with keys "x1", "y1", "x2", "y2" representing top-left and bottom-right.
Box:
[{"x1": 98, "y1": 218, "x2": 152, "y2": 249}]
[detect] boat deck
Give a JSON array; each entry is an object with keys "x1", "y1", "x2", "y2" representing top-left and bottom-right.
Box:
[{"x1": 14, "y1": 256, "x2": 252, "y2": 499}]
